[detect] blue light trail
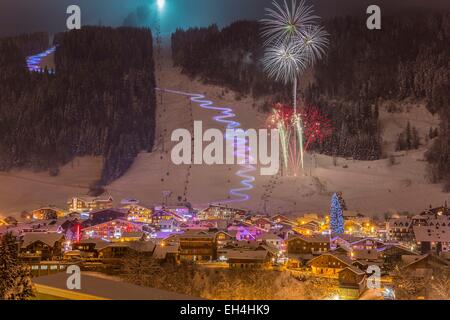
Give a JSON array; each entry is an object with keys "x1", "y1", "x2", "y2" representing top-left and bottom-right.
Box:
[
  {"x1": 26, "y1": 47, "x2": 56, "y2": 74},
  {"x1": 157, "y1": 88, "x2": 256, "y2": 204}
]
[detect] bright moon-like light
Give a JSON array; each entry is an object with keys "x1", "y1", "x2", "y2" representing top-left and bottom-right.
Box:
[{"x1": 157, "y1": 0, "x2": 165, "y2": 10}]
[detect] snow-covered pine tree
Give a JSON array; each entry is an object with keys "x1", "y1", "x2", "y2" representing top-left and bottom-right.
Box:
[
  {"x1": 0, "y1": 233, "x2": 34, "y2": 300},
  {"x1": 330, "y1": 192, "x2": 346, "y2": 235}
]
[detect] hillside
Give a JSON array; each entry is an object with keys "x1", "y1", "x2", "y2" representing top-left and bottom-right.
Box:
[{"x1": 0, "y1": 27, "x2": 157, "y2": 186}]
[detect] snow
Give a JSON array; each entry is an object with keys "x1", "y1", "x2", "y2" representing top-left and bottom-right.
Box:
[
  {"x1": 379, "y1": 99, "x2": 440, "y2": 153},
  {"x1": 0, "y1": 157, "x2": 103, "y2": 218},
  {"x1": 33, "y1": 271, "x2": 201, "y2": 300}
]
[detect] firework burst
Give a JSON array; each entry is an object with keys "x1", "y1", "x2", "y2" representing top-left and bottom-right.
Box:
[
  {"x1": 260, "y1": 0, "x2": 318, "y2": 46},
  {"x1": 262, "y1": 41, "x2": 307, "y2": 84},
  {"x1": 299, "y1": 105, "x2": 333, "y2": 150},
  {"x1": 296, "y1": 25, "x2": 329, "y2": 64},
  {"x1": 266, "y1": 102, "x2": 332, "y2": 174}
]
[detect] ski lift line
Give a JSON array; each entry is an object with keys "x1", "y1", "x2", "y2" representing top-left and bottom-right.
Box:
[{"x1": 156, "y1": 88, "x2": 255, "y2": 203}]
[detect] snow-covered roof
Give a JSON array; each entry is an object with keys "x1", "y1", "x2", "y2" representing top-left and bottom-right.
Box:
[
  {"x1": 157, "y1": 218, "x2": 177, "y2": 225},
  {"x1": 153, "y1": 209, "x2": 185, "y2": 221},
  {"x1": 21, "y1": 233, "x2": 64, "y2": 248},
  {"x1": 270, "y1": 214, "x2": 289, "y2": 221},
  {"x1": 307, "y1": 252, "x2": 354, "y2": 267},
  {"x1": 79, "y1": 238, "x2": 112, "y2": 250},
  {"x1": 402, "y1": 254, "x2": 449, "y2": 269},
  {"x1": 339, "y1": 265, "x2": 366, "y2": 276},
  {"x1": 225, "y1": 249, "x2": 269, "y2": 261},
  {"x1": 259, "y1": 244, "x2": 279, "y2": 255},
  {"x1": 179, "y1": 230, "x2": 213, "y2": 237},
  {"x1": 122, "y1": 231, "x2": 145, "y2": 238},
  {"x1": 31, "y1": 206, "x2": 67, "y2": 213},
  {"x1": 350, "y1": 237, "x2": 385, "y2": 246},
  {"x1": 33, "y1": 272, "x2": 201, "y2": 300},
  {"x1": 287, "y1": 253, "x2": 314, "y2": 261},
  {"x1": 126, "y1": 241, "x2": 156, "y2": 253},
  {"x1": 388, "y1": 216, "x2": 411, "y2": 228},
  {"x1": 256, "y1": 232, "x2": 282, "y2": 241},
  {"x1": 288, "y1": 234, "x2": 330, "y2": 243},
  {"x1": 224, "y1": 240, "x2": 261, "y2": 249},
  {"x1": 96, "y1": 241, "x2": 155, "y2": 253},
  {"x1": 332, "y1": 234, "x2": 362, "y2": 243},
  {"x1": 82, "y1": 218, "x2": 140, "y2": 231},
  {"x1": 413, "y1": 225, "x2": 450, "y2": 242},
  {"x1": 378, "y1": 244, "x2": 418, "y2": 255},
  {"x1": 401, "y1": 254, "x2": 426, "y2": 266},
  {"x1": 70, "y1": 193, "x2": 113, "y2": 203},
  {"x1": 152, "y1": 244, "x2": 179, "y2": 259}
]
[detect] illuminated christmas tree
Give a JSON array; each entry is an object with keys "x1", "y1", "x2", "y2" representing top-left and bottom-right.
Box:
[{"x1": 330, "y1": 192, "x2": 346, "y2": 235}]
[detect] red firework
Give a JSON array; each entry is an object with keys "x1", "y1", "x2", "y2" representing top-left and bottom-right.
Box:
[
  {"x1": 273, "y1": 102, "x2": 295, "y2": 123},
  {"x1": 299, "y1": 105, "x2": 333, "y2": 151},
  {"x1": 265, "y1": 101, "x2": 332, "y2": 151}
]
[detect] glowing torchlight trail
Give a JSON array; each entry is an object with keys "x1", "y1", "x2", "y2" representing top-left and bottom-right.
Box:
[
  {"x1": 26, "y1": 47, "x2": 56, "y2": 73},
  {"x1": 157, "y1": 88, "x2": 256, "y2": 204}
]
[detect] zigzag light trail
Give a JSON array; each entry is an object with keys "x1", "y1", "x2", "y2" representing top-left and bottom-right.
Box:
[
  {"x1": 26, "y1": 47, "x2": 56, "y2": 73},
  {"x1": 157, "y1": 88, "x2": 256, "y2": 204}
]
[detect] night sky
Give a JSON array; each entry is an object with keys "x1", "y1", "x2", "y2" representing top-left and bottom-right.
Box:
[{"x1": 1, "y1": 0, "x2": 449, "y2": 37}]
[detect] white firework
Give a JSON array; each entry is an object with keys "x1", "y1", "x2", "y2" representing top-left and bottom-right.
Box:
[
  {"x1": 260, "y1": 0, "x2": 329, "y2": 173},
  {"x1": 262, "y1": 41, "x2": 307, "y2": 84},
  {"x1": 296, "y1": 25, "x2": 329, "y2": 65},
  {"x1": 260, "y1": 0, "x2": 318, "y2": 46}
]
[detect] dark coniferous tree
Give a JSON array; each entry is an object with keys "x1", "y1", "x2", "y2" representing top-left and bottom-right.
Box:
[{"x1": 0, "y1": 233, "x2": 34, "y2": 300}]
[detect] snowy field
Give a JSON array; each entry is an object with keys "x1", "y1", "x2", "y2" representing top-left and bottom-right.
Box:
[{"x1": 0, "y1": 47, "x2": 448, "y2": 218}]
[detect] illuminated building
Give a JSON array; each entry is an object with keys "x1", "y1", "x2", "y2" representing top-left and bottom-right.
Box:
[
  {"x1": 151, "y1": 209, "x2": 185, "y2": 225},
  {"x1": 177, "y1": 230, "x2": 218, "y2": 262},
  {"x1": 338, "y1": 267, "x2": 367, "y2": 299},
  {"x1": 307, "y1": 252, "x2": 354, "y2": 276},
  {"x1": 19, "y1": 233, "x2": 65, "y2": 261},
  {"x1": 252, "y1": 217, "x2": 273, "y2": 231},
  {"x1": 67, "y1": 194, "x2": 113, "y2": 213},
  {"x1": 31, "y1": 207, "x2": 68, "y2": 220},
  {"x1": 287, "y1": 234, "x2": 330, "y2": 255},
  {"x1": 123, "y1": 204, "x2": 153, "y2": 223},
  {"x1": 226, "y1": 250, "x2": 273, "y2": 269},
  {"x1": 197, "y1": 205, "x2": 246, "y2": 221},
  {"x1": 81, "y1": 219, "x2": 142, "y2": 240},
  {"x1": 227, "y1": 224, "x2": 264, "y2": 241}
]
